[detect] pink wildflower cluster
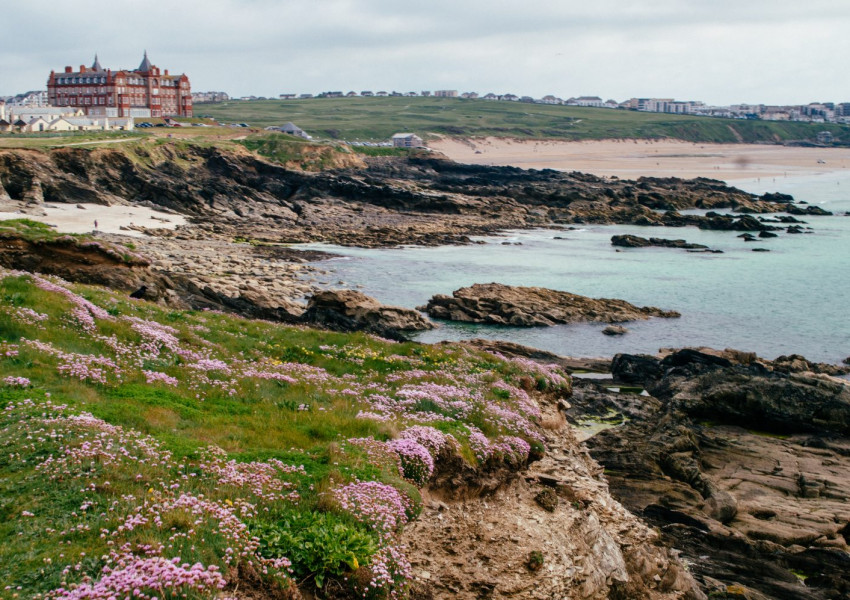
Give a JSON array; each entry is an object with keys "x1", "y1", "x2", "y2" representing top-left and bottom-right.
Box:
[
  {"x1": 126, "y1": 317, "x2": 182, "y2": 355},
  {"x1": 332, "y1": 481, "x2": 414, "y2": 599},
  {"x1": 189, "y1": 358, "x2": 231, "y2": 373},
  {"x1": 345, "y1": 438, "x2": 402, "y2": 474},
  {"x1": 36, "y1": 412, "x2": 172, "y2": 478},
  {"x1": 465, "y1": 426, "x2": 531, "y2": 465},
  {"x1": 56, "y1": 352, "x2": 121, "y2": 384},
  {"x1": 142, "y1": 370, "x2": 179, "y2": 386},
  {"x1": 509, "y1": 356, "x2": 570, "y2": 391},
  {"x1": 10, "y1": 306, "x2": 49, "y2": 325},
  {"x1": 396, "y1": 383, "x2": 478, "y2": 419},
  {"x1": 483, "y1": 403, "x2": 544, "y2": 444},
  {"x1": 399, "y1": 426, "x2": 458, "y2": 457},
  {"x1": 48, "y1": 556, "x2": 225, "y2": 600},
  {"x1": 3, "y1": 375, "x2": 30, "y2": 387},
  {"x1": 23, "y1": 338, "x2": 122, "y2": 384},
  {"x1": 386, "y1": 438, "x2": 434, "y2": 487},
  {"x1": 198, "y1": 446, "x2": 305, "y2": 503},
  {"x1": 491, "y1": 380, "x2": 542, "y2": 419},
  {"x1": 118, "y1": 493, "x2": 261, "y2": 565},
  {"x1": 28, "y1": 273, "x2": 111, "y2": 330},
  {"x1": 332, "y1": 481, "x2": 412, "y2": 537},
  {"x1": 363, "y1": 544, "x2": 412, "y2": 600},
  {"x1": 242, "y1": 368, "x2": 297, "y2": 384}
]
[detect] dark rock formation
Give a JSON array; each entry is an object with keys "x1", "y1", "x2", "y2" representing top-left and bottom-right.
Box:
[
  {"x1": 422, "y1": 283, "x2": 680, "y2": 327},
  {"x1": 602, "y1": 325, "x2": 629, "y2": 336},
  {"x1": 611, "y1": 234, "x2": 719, "y2": 252},
  {"x1": 572, "y1": 348, "x2": 850, "y2": 599},
  {"x1": 302, "y1": 289, "x2": 434, "y2": 340}
]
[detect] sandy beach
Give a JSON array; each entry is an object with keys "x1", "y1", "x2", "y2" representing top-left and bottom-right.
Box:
[
  {"x1": 430, "y1": 137, "x2": 850, "y2": 181},
  {"x1": 0, "y1": 203, "x2": 186, "y2": 237}
]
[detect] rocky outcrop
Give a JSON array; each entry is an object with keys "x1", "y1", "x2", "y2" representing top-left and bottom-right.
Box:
[
  {"x1": 0, "y1": 233, "x2": 163, "y2": 293},
  {"x1": 302, "y1": 289, "x2": 434, "y2": 340},
  {"x1": 422, "y1": 282, "x2": 680, "y2": 326},
  {"x1": 572, "y1": 348, "x2": 850, "y2": 599},
  {"x1": 611, "y1": 234, "x2": 722, "y2": 252}
]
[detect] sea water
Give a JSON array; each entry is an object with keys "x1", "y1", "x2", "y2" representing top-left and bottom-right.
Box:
[{"x1": 301, "y1": 172, "x2": 850, "y2": 365}]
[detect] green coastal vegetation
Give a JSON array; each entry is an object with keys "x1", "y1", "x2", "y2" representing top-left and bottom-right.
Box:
[
  {"x1": 196, "y1": 96, "x2": 850, "y2": 144},
  {"x1": 0, "y1": 260, "x2": 566, "y2": 598}
]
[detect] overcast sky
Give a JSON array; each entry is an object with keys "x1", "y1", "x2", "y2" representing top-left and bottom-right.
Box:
[{"x1": 2, "y1": 0, "x2": 848, "y2": 105}]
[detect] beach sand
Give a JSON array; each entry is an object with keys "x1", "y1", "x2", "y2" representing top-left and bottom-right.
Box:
[
  {"x1": 429, "y1": 137, "x2": 850, "y2": 181},
  {"x1": 0, "y1": 203, "x2": 187, "y2": 237}
]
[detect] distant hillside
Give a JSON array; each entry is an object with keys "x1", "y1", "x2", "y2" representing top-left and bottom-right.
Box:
[{"x1": 197, "y1": 97, "x2": 850, "y2": 144}]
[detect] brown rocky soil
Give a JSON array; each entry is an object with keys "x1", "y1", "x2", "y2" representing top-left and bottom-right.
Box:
[
  {"x1": 423, "y1": 282, "x2": 680, "y2": 326},
  {"x1": 404, "y1": 389, "x2": 704, "y2": 600}
]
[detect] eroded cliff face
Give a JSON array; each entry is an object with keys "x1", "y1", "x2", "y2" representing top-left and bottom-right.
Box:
[{"x1": 404, "y1": 390, "x2": 705, "y2": 600}]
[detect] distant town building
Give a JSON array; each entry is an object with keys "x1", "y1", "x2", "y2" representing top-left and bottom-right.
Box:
[
  {"x1": 817, "y1": 131, "x2": 834, "y2": 144},
  {"x1": 5, "y1": 90, "x2": 49, "y2": 107},
  {"x1": 391, "y1": 133, "x2": 424, "y2": 148},
  {"x1": 0, "y1": 104, "x2": 132, "y2": 133},
  {"x1": 360, "y1": 91, "x2": 374, "y2": 97},
  {"x1": 433, "y1": 90, "x2": 458, "y2": 98},
  {"x1": 47, "y1": 52, "x2": 192, "y2": 118},
  {"x1": 193, "y1": 91, "x2": 230, "y2": 103},
  {"x1": 572, "y1": 96, "x2": 604, "y2": 107},
  {"x1": 461, "y1": 92, "x2": 478, "y2": 99}
]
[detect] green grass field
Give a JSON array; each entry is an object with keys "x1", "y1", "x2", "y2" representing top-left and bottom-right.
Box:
[
  {"x1": 0, "y1": 262, "x2": 566, "y2": 598},
  {"x1": 196, "y1": 97, "x2": 850, "y2": 144}
]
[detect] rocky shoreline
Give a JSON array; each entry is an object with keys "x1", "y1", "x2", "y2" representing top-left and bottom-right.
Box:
[
  {"x1": 0, "y1": 142, "x2": 835, "y2": 251},
  {"x1": 2, "y1": 138, "x2": 849, "y2": 597}
]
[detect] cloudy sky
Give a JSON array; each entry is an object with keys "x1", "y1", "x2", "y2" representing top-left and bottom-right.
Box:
[{"x1": 2, "y1": 0, "x2": 848, "y2": 105}]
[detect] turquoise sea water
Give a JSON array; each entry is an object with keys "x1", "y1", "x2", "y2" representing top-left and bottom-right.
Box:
[{"x1": 302, "y1": 172, "x2": 850, "y2": 365}]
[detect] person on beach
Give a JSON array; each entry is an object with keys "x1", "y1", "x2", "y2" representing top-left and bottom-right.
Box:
[{"x1": 94, "y1": 219, "x2": 98, "y2": 230}]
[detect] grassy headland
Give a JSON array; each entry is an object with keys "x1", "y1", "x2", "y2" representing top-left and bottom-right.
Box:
[
  {"x1": 0, "y1": 268, "x2": 566, "y2": 598},
  {"x1": 197, "y1": 97, "x2": 850, "y2": 144}
]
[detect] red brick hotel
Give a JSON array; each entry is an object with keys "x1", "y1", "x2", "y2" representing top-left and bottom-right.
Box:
[{"x1": 47, "y1": 52, "x2": 192, "y2": 118}]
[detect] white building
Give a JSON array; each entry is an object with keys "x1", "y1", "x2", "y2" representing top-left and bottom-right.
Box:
[
  {"x1": 391, "y1": 133, "x2": 424, "y2": 148},
  {"x1": 265, "y1": 122, "x2": 311, "y2": 139}
]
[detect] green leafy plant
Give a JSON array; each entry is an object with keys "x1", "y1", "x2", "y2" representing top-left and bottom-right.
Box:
[{"x1": 254, "y1": 511, "x2": 377, "y2": 589}]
